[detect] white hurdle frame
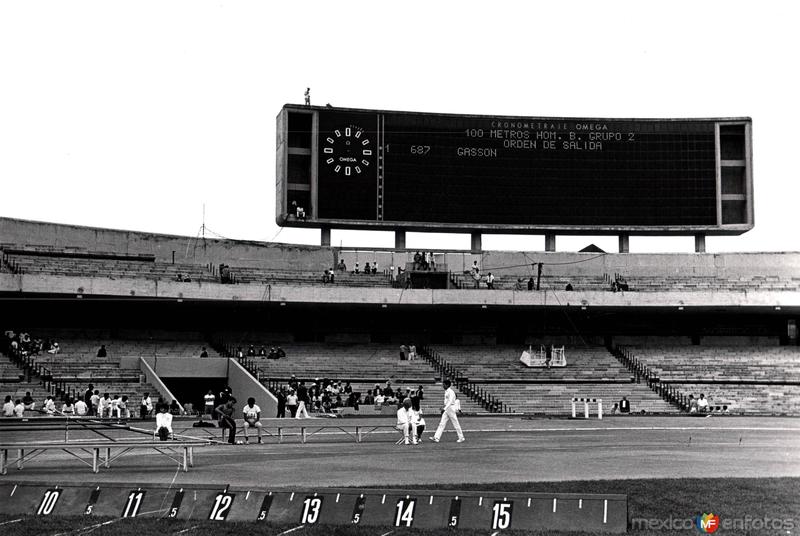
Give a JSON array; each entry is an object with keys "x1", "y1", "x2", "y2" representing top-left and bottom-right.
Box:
[{"x1": 571, "y1": 398, "x2": 603, "y2": 419}]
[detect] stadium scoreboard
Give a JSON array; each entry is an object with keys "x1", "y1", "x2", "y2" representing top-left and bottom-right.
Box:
[{"x1": 276, "y1": 105, "x2": 752, "y2": 235}]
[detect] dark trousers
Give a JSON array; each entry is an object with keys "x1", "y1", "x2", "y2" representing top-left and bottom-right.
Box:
[
  {"x1": 220, "y1": 416, "x2": 236, "y2": 444},
  {"x1": 277, "y1": 404, "x2": 285, "y2": 418},
  {"x1": 286, "y1": 404, "x2": 297, "y2": 418}
]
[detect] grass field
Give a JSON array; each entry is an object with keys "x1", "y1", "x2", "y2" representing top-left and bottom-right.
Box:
[{"x1": 1, "y1": 477, "x2": 798, "y2": 535}]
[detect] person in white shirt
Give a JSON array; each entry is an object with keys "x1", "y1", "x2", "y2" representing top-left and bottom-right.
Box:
[
  {"x1": 242, "y1": 397, "x2": 263, "y2": 444},
  {"x1": 61, "y1": 399, "x2": 75, "y2": 416},
  {"x1": 111, "y1": 395, "x2": 122, "y2": 418},
  {"x1": 75, "y1": 399, "x2": 88, "y2": 416},
  {"x1": 396, "y1": 399, "x2": 418, "y2": 444},
  {"x1": 432, "y1": 379, "x2": 465, "y2": 443},
  {"x1": 140, "y1": 393, "x2": 153, "y2": 420},
  {"x1": 98, "y1": 393, "x2": 111, "y2": 418},
  {"x1": 13, "y1": 399, "x2": 25, "y2": 417},
  {"x1": 155, "y1": 405, "x2": 173, "y2": 441},
  {"x1": 2, "y1": 396, "x2": 14, "y2": 417},
  {"x1": 90, "y1": 390, "x2": 100, "y2": 416},
  {"x1": 697, "y1": 393, "x2": 710, "y2": 413},
  {"x1": 44, "y1": 396, "x2": 56, "y2": 416}
]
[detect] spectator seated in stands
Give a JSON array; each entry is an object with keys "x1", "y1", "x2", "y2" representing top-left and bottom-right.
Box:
[
  {"x1": 156, "y1": 405, "x2": 173, "y2": 441},
  {"x1": 242, "y1": 397, "x2": 263, "y2": 444},
  {"x1": 322, "y1": 270, "x2": 330, "y2": 284},
  {"x1": 3, "y1": 395, "x2": 14, "y2": 417},
  {"x1": 528, "y1": 277, "x2": 535, "y2": 291},
  {"x1": 611, "y1": 402, "x2": 619, "y2": 414},
  {"x1": 215, "y1": 398, "x2": 238, "y2": 444},
  {"x1": 337, "y1": 259, "x2": 347, "y2": 272},
  {"x1": 374, "y1": 392, "x2": 385, "y2": 407},
  {"x1": 60, "y1": 398, "x2": 74, "y2": 416},
  {"x1": 291, "y1": 200, "x2": 306, "y2": 220},
  {"x1": 697, "y1": 393, "x2": 710, "y2": 413},
  {"x1": 267, "y1": 347, "x2": 278, "y2": 359},
  {"x1": 47, "y1": 341, "x2": 60, "y2": 354},
  {"x1": 515, "y1": 278, "x2": 525, "y2": 290},
  {"x1": 200, "y1": 346, "x2": 209, "y2": 357},
  {"x1": 353, "y1": 262, "x2": 360, "y2": 274},
  {"x1": 372, "y1": 262, "x2": 378, "y2": 274},
  {"x1": 247, "y1": 344, "x2": 256, "y2": 357},
  {"x1": 258, "y1": 345, "x2": 267, "y2": 356},
  {"x1": 118, "y1": 396, "x2": 130, "y2": 418},
  {"x1": 22, "y1": 391, "x2": 35, "y2": 412},
  {"x1": 611, "y1": 275, "x2": 629, "y2": 292},
  {"x1": 98, "y1": 393, "x2": 112, "y2": 418},
  {"x1": 688, "y1": 394, "x2": 698, "y2": 414},
  {"x1": 619, "y1": 396, "x2": 631, "y2": 414},
  {"x1": 75, "y1": 397, "x2": 88, "y2": 416},
  {"x1": 364, "y1": 262, "x2": 371, "y2": 274},
  {"x1": 276, "y1": 347, "x2": 286, "y2": 358},
  {"x1": 44, "y1": 396, "x2": 56, "y2": 416},
  {"x1": 565, "y1": 282, "x2": 574, "y2": 291},
  {"x1": 97, "y1": 344, "x2": 107, "y2": 357}
]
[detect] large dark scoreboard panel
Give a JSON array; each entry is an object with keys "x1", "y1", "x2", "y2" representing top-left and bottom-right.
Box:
[{"x1": 282, "y1": 106, "x2": 751, "y2": 232}]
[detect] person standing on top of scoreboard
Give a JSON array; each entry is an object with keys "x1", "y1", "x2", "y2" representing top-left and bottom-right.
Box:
[
  {"x1": 304, "y1": 87, "x2": 310, "y2": 106},
  {"x1": 432, "y1": 379, "x2": 465, "y2": 443},
  {"x1": 242, "y1": 397, "x2": 263, "y2": 444}
]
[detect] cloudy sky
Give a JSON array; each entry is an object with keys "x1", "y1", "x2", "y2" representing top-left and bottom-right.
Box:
[{"x1": 1, "y1": 1, "x2": 797, "y2": 253}]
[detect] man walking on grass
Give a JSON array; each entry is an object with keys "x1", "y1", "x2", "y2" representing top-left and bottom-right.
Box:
[{"x1": 432, "y1": 379, "x2": 465, "y2": 443}]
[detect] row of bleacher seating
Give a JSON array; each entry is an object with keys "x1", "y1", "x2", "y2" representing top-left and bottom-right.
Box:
[
  {"x1": 622, "y1": 345, "x2": 800, "y2": 414},
  {"x1": 451, "y1": 272, "x2": 800, "y2": 293}
]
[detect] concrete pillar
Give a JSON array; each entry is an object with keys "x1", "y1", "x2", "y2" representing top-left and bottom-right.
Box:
[
  {"x1": 618, "y1": 234, "x2": 630, "y2": 253},
  {"x1": 320, "y1": 227, "x2": 331, "y2": 247},
  {"x1": 545, "y1": 234, "x2": 556, "y2": 252},
  {"x1": 470, "y1": 232, "x2": 482, "y2": 253},
  {"x1": 395, "y1": 230, "x2": 406, "y2": 250},
  {"x1": 694, "y1": 233, "x2": 706, "y2": 253}
]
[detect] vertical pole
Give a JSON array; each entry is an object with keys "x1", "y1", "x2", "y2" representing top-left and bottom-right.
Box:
[
  {"x1": 93, "y1": 449, "x2": 99, "y2": 473},
  {"x1": 571, "y1": 400, "x2": 576, "y2": 418},
  {"x1": 598, "y1": 400, "x2": 603, "y2": 420},
  {"x1": 584, "y1": 401, "x2": 589, "y2": 419}
]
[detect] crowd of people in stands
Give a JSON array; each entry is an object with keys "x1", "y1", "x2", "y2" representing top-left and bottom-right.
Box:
[
  {"x1": 271, "y1": 377, "x2": 424, "y2": 418},
  {"x1": 3, "y1": 329, "x2": 60, "y2": 360},
  {"x1": 412, "y1": 251, "x2": 437, "y2": 271},
  {"x1": 237, "y1": 345, "x2": 286, "y2": 359},
  {"x1": 686, "y1": 393, "x2": 729, "y2": 415}
]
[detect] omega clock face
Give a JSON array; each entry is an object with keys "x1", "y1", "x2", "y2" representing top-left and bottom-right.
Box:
[{"x1": 322, "y1": 125, "x2": 372, "y2": 176}]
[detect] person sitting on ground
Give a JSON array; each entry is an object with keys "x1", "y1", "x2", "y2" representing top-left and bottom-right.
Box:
[
  {"x1": 156, "y1": 404, "x2": 173, "y2": 441},
  {"x1": 242, "y1": 397, "x2": 263, "y2": 444},
  {"x1": 215, "y1": 397, "x2": 238, "y2": 444},
  {"x1": 396, "y1": 398, "x2": 418, "y2": 444},
  {"x1": 619, "y1": 396, "x2": 630, "y2": 414},
  {"x1": 97, "y1": 344, "x2": 107, "y2": 357},
  {"x1": 22, "y1": 391, "x2": 35, "y2": 412},
  {"x1": 2, "y1": 395, "x2": 14, "y2": 417},
  {"x1": 44, "y1": 395, "x2": 56, "y2": 416},
  {"x1": 60, "y1": 397, "x2": 74, "y2": 416},
  {"x1": 697, "y1": 393, "x2": 710, "y2": 413}
]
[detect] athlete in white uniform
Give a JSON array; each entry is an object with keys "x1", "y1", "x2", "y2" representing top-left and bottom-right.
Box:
[
  {"x1": 242, "y1": 397, "x2": 263, "y2": 444},
  {"x1": 432, "y1": 379, "x2": 465, "y2": 443}
]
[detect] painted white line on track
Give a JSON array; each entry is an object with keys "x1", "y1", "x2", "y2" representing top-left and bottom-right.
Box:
[
  {"x1": 379, "y1": 531, "x2": 394, "y2": 536},
  {"x1": 277, "y1": 525, "x2": 306, "y2": 536},
  {"x1": 173, "y1": 526, "x2": 199, "y2": 535},
  {"x1": 0, "y1": 518, "x2": 22, "y2": 526}
]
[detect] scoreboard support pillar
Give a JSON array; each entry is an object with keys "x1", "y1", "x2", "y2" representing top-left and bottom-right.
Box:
[
  {"x1": 321, "y1": 227, "x2": 331, "y2": 247},
  {"x1": 395, "y1": 230, "x2": 406, "y2": 249},
  {"x1": 618, "y1": 234, "x2": 629, "y2": 253},
  {"x1": 694, "y1": 233, "x2": 706, "y2": 253},
  {"x1": 470, "y1": 232, "x2": 482, "y2": 253},
  {"x1": 545, "y1": 234, "x2": 556, "y2": 252}
]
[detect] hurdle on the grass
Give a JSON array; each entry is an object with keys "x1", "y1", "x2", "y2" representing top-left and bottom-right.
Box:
[{"x1": 572, "y1": 397, "x2": 603, "y2": 419}]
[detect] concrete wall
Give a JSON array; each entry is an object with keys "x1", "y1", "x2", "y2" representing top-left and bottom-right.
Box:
[
  {"x1": 142, "y1": 357, "x2": 228, "y2": 378},
  {"x1": 0, "y1": 217, "x2": 334, "y2": 270},
  {"x1": 4, "y1": 217, "x2": 799, "y2": 279},
  {"x1": 227, "y1": 359, "x2": 277, "y2": 418},
  {"x1": 2, "y1": 273, "x2": 799, "y2": 309}
]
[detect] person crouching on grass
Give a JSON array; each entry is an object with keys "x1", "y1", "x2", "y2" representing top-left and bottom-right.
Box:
[{"x1": 242, "y1": 396, "x2": 263, "y2": 444}]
